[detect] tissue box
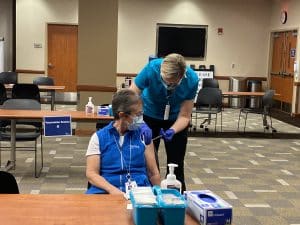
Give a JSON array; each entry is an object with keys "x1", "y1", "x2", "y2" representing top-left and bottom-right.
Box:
[
  {"x1": 130, "y1": 187, "x2": 158, "y2": 225},
  {"x1": 97, "y1": 106, "x2": 109, "y2": 116},
  {"x1": 156, "y1": 188, "x2": 186, "y2": 225},
  {"x1": 185, "y1": 190, "x2": 232, "y2": 225}
]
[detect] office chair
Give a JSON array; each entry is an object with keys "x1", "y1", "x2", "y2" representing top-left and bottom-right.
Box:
[
  {"x1": 12, "y1": 83, "x2": 41, "y2": 102},
  {"x1": 0, "y1": 99, "x2": 43, "y2": 177},
  {"x1": 202, "y1": 78, "x2": 219, "y2": 88},
  {"x1": 33, "y1": 76, "x2": 54, "y2": 104},
  {"x1": 237, "y1": 89, "x2": 276, "y2": 133},
  {"x1": 0, "y1": 83, "x2": 7, "y2": 105},
  {"x1": 0, "y1": 171, "x2": 19, "y2": 194},
  {"x1": 194, "y1": 87, "x2": 223, "y2": 133},
  {"x1": 0, "y1": 72, "x2": 18, "y2": 84}
]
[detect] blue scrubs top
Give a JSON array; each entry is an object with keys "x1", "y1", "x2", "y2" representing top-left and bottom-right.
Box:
[{"x1": 134, "y1": 58, "x2": 199, "y2": 121}]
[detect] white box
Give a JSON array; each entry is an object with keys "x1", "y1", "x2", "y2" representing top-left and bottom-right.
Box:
[{"x1": 184, "y1": 190, "x2": 232, "y2": 225}]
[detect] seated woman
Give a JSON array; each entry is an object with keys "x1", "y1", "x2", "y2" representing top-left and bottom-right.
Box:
[{"x1": 86, "y1": 89, "x2": 160, "y2": 194}]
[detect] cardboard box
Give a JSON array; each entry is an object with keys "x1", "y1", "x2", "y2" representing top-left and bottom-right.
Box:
[{"x1": 185, "y1": 190, "x2": 232, "y2": 225}]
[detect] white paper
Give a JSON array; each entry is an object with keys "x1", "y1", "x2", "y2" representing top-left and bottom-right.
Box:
[{"x1": 0, "y1": 39, "x2": 4, "y2": 73}]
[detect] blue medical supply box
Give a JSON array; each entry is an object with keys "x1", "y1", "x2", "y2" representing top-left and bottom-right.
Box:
[
  {"x1": 154, "y1": 187, "x2": 186, "y2": 225},
  {"x1": 97, "y1": 106, "x2": 109, "y2": 116},
  {"x1": 185, "y1": 190, "x2": 232, "y2": 225},
  {"x1": 130, "y1": 190, "x2": 158, "y2": 225}
]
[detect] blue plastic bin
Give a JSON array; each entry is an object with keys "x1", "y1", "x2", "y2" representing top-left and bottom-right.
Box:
[
  {"x1": 130, "y1": 190, "x2": 158, "y2": 225},
  {"x1": 154, "y1": 187, "x2": 186, "y2": 225}
]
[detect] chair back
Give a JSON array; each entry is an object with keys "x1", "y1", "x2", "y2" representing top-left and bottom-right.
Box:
[
  {"x1": 196, "y1": 87, "x2": 222, "y2": 108},
  {"x1": 262, "y1": 89, "x2": 275, "y2": 108},
  {"x1": 33, "y1": 76, "x2": 54, "y2": 86},
  {"x1": 12, "y1": 84, "x2": 40, "y2": 102},
  {"x1": 0, "y1": 171, "x2": 19, "y2": 194},
  {"x1": 0, "y1": 72, "x2": 18, "y2": 84},
  {"x1": 202, "y1": 78, "x2": 219, "y2": 88},
  {"x1": 0, "y1": 83, "x2": 7, "y2": 105}
]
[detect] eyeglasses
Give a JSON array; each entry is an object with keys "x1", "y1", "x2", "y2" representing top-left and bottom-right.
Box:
[{"x1": 161, "y1": 74, "x2": 184, "y2": 89}]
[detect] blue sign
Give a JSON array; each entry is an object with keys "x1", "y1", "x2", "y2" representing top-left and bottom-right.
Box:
[{"x1": 44, "y1": 115, "x2": 72, "y2": 137}]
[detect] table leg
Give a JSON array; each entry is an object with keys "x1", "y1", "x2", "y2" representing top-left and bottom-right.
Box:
[
  {"x1": 51, "y1": 90, "x2": 55, "y2": 111},
  {"x1": 5, "y1": 119, "x2": 16, "y2": 171}
]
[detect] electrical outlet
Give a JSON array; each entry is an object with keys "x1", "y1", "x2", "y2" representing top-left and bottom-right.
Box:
[
  {"x1": 231, "y1": 63, "x2": 235, "y2": 69},
  {"x1": 34, "y1": 43, "x2": 42, "y2": 48}
]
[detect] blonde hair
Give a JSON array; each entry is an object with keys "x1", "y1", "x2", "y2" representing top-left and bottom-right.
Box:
[{"x1": 161, "y1": 53, "x2": 186, "y2": 80}]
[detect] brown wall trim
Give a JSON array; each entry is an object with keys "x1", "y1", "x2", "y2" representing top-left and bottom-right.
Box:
[
  {"x1": 16, "y1": 69, "x2": 45, "y2": 74},
  {"x1": 117, "y1": 73, "x2": 137, "y2": 77},
  {"x1": 77, "y1": 85, "x2": 117, "y2": 92},
  {"x1": 117, "y1": 73, "x2": 267, "y2": 81}
]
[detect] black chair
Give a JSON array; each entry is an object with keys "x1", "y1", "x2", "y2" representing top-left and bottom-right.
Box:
[
  {"x1": 0, "y1": 99, "x2": 43, "y2": 177},
  {"x1": 0, "y1": 72, "x2": 18, "y2": 84},
  {"x1": 12, "y1": 83, "x2": 40, "y2": 102},
  {"x1": 0, "y1": 83, "x2": 7, "y2": 105},
  {"x1": 0, "y1": 171, "x2": 19, "y2": 194},
  {"x1": 202, "y1": 78, "x2": 219, "y2": 88},
  {"x1": 238, "y1": 90, "x2": 276, "y2": 133},
  {"x1": 33, "y1": 76, "x2": 54, "y2": 104},
  {"x1": 194, "y1": 87, "x2": 223, "y2": 132}
]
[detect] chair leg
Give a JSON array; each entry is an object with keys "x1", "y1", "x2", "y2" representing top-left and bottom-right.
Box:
[
  {"x1": 237, "y1": 110, "x2": 242, "y2": 132},
  {"x1": 220, "y1": 111, "x2": 223, "y2": 132},
  {"x1": 243, "y1": 112, "x2": 248, "y2": 133},
  {"x1": 35, "y1": 136, "x2": 43, "y2": 178},
  {"x1": 214, "y1": 114, "x2": 217, "y2": 133}
]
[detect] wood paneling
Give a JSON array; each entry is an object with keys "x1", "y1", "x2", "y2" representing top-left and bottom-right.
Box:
[{"x1": 271, "y1": 75, "x2": 293, "y2": 103}]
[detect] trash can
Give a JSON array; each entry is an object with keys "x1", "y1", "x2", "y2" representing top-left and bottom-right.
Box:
[
  {"x1": 229, "y1": 77, "x2": 247, "y2": 108},
  {"x1": 247, "y1": 80, "x2": 262, "y2": 108}
]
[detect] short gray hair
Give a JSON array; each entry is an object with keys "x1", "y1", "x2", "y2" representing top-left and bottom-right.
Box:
[
  {"x1": 161, "y1": 53, "x2": 186, "y2": 80},
  {"x1": 112, "y1": 89, "x2": 141, "y2": 119}
]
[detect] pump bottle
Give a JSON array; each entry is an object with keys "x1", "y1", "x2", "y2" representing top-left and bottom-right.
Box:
[
  {"x1": 85, "y1": 97, "x2": 95, "y2": 114},
  {"x1": 161, "y1": 163, "x2": 182, "y2": 193}
]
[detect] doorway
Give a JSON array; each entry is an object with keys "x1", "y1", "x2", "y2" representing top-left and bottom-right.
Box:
[{"x1": 47, "y1": 24, "x2": 78, "y2": 92}]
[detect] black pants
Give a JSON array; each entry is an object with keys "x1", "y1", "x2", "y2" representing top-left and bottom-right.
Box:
[{"x1": 143, "y1": 114, "x2": 188, "y2": 192}]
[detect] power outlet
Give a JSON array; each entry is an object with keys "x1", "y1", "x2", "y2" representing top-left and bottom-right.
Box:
[{"x1": 231, "y1": 63, "x2": 235, "y2": 69}]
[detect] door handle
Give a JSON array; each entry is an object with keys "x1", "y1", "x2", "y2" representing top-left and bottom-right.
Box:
[{"x1": 48, "y1": 63, "x2": 54, "y2": 68}]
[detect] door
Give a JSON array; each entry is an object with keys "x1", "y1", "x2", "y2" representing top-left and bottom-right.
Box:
[
  {"x1": 270, "y1": 30, "x2": 297, "y2": 109},
  {"x1": 47, "y1": 24, "x2": 78, "y2": 92}
]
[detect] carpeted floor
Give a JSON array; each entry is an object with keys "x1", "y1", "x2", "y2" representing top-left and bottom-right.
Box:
[{"x1": 0, "y1": 107, "x2": 299, "y2": 225}]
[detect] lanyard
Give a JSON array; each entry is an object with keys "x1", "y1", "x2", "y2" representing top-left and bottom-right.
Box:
[{"x1": 113, "y1": 134, "x2": 132, "y2": 181}]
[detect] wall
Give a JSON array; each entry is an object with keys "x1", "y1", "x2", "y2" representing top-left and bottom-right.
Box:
[
  {"x1": 0, "y1": 0, "x2": 13, "y2": 71},
  {"x1": 269, "y1": 0, "x2": 300, "y2": 113},
  {"x1": 16, "y1": 0, "x2": 78, "y2": 82},
  {"x1": 117, "y1": 0, "x2": 272, "y2": 78}
]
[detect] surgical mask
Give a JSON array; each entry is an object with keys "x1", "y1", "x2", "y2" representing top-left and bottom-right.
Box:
[{"x1": 128, "y1": 114, "x2": 144, "y2": 130}]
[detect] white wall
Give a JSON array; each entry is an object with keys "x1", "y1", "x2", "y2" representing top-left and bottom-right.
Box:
[
  {"x1": 118, "y1": 0, "x2": 272, "y2": 77},
  {"x1": 16, "y1": 0, "x2": 78, "y2": 70}
]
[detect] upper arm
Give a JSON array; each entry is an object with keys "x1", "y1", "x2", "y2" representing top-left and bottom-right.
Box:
[{"x1": 86, "y1": 154, "x2": 100, "y2": 176}]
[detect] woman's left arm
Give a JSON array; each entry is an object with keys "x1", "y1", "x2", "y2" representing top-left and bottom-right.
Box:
[
  {"x1": 144, "y1": 142, "x2": 161, "y2": 185},
  {"x1": 170, "y1": 99, "x2": 194, "y2": 133}
]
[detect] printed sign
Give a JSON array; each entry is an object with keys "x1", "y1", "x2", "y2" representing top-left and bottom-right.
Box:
[
  {"x1": 44, "y1": 115, "x2": 72, "y2": 137},
  {"x1": 194, "y1": 70, "x2": 214, "y2": 102}
]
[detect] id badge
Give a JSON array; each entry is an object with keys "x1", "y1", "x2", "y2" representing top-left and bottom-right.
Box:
[
  {"x1": 125, "y1": 180, "x2": 137, "y2": 199},
  {"x1": 164, "y1": 104, "x2": 170, "y2": 120}
]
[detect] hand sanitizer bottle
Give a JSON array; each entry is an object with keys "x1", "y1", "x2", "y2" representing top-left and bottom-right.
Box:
[
  {"x1": 85, "y1": 97, "x2": 95, "y2": 114},
  {"x1": 161, "y1": 163, "x2": 182, "y2": 193}
]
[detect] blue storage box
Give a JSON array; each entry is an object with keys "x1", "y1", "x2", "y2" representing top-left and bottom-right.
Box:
[
  {"x1": 130, "y1": 187, "x2": 158, "y2": 225},
  {"x1": 154, "y1": 187, "x2": 186, "y2": 225}
]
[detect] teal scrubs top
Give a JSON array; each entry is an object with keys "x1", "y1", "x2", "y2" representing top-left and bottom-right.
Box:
[{"x1": 134, "y1": 58, "x2": 199, "y2": 121}]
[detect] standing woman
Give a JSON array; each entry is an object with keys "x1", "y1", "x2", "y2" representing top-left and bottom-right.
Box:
[
  {"x1": 86, "y1": 89, "x2": 160, "y2": 194},
  {"x1": 130, "y1": 53, "x2": 199, "y2": 192}
]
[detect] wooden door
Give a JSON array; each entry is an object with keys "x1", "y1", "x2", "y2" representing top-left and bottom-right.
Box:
[
  {"x1": 47, "y1": 24, "x2": 78, "y2": 92},
  {"x1": 270, "y1": 31, "x2": 297, "y2": 104}
]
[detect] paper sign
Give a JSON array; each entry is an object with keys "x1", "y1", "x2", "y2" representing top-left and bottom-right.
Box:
[{"x1": 44, "y1": 115, "x2": 72, "y2": 137}]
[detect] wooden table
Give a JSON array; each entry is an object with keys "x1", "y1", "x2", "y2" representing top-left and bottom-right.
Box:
[
  {"x1": 0, "y1": 109, "x2": 113, "y2": 171},
  {"x1": 0, "y1": 194, "x2": 198, "y2": 225},
  {"x1": 5, "y1": 84, "x2": 65, "y2": 111},
  {"x1": 222, "y1": 91, "x2": 279, "y2": 97}
]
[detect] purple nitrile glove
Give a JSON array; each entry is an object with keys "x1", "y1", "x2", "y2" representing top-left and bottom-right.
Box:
[
  {"x1": 160, "y1": 128, "x2": 175, "y2": 142},
  {"x1": 140, "y1": 123, "x2": 152, "y2": 145}
]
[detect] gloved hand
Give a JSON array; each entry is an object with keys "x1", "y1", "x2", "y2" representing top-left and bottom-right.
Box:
[
  {"x1": 140, "y1": 123, "x2": 152, "y2": 145},
  {"x1": 160, "y1": 128, "x2": 175, "y2": 142}
]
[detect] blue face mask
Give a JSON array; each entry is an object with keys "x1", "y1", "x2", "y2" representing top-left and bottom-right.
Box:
[{"x1": 128, "y1": 114, "x2": 144, "y2": 130}]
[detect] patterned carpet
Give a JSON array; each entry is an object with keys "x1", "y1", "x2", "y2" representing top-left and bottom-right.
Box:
[{"x1": 0, "y1": 107, "x2": 300, "y2": 225}]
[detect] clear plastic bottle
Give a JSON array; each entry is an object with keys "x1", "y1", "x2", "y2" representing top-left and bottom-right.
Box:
[
  {"x1": 85, "y1": 97, "x2": 95, "y2": 114},
  {"x1": 161, "y1": 163, "x2": 182, "y2": 193}
]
